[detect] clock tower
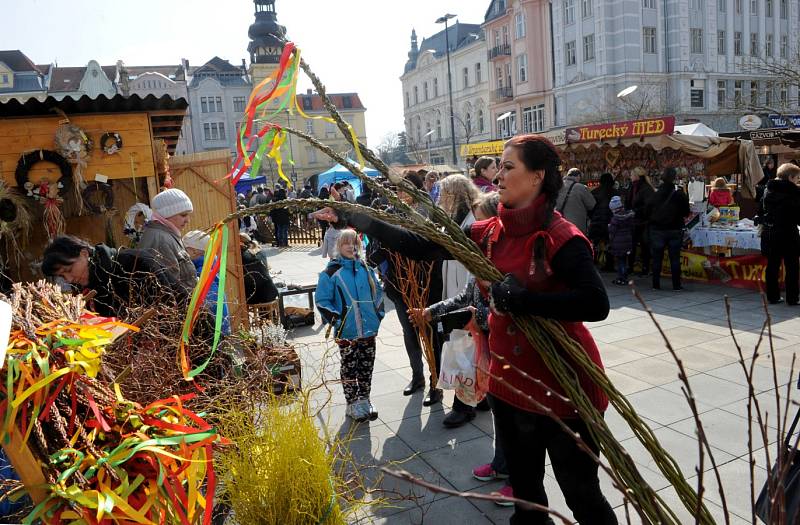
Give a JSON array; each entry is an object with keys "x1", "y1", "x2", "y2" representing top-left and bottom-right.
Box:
[{"x1": 247, "y1": 0, "x2": 286, "y2": 85}]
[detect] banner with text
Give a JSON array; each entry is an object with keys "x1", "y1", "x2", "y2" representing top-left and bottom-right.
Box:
[
  {"x1": 566, "y1": 116, "x2": 676, "y2": 144},
  {"x1": 664, "y1": 251, "x2": 778, "y2": 290}
]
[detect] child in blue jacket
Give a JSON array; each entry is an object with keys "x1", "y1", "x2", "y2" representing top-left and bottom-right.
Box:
[{"x1": 315, "y1": 229, "x2": 385, "y2": 422}]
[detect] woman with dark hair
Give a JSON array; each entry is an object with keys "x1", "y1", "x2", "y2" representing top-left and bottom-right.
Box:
[
  {"x1": 589, "y1": 172, "x2": 618, "y2": 270},
  {"x1": 472, "y1": 156, "x2": 498, "y2": 193},
  {"x1": 41, "y1": 235, "x2": 182, "y2": 318},
  {"x1": 313, "y1": 135, "x2": 615, "y2": 524}
]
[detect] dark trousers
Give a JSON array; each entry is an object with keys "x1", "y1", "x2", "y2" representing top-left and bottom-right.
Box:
[
  {"x1": 392, "y1": 292, "x2": 442, "y2": 386},
  {"x1": 275, "y1": 223, "x2": 289, "y2": 247},
  {"x1": 615, "y1": 255, "x2": 628, "y2": 281},
  {"x1": 650, "y1": 229, "x2": 683, "y2": 290},
  {"x1": 766, "y1": 244, "x2": 800, "y2": 304},
  {"x1": 488, "y1": 395, "x2": 617, "y2": 525},
  {"x1": 628, "y1": 223, "x2": 650, "y2": 274},
  {"x1": 338, "y1": 337, "x2": 377, "y2": 404}
]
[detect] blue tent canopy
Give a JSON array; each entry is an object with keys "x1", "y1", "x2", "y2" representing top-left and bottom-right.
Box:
[
  {"x1": 314, "y1": 162, "x2": 379, "y2": 197},
  {"x1": 234, "y1": 175, "x2": 267, "y2": 196}
]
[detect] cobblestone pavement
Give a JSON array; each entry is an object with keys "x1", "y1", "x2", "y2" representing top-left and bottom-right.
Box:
[{"x1": 269, "y1": 245, "x2": 798, "y2": 524}]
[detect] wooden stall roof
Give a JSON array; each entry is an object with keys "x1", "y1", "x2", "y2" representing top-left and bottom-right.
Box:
[{"x1": 0, "y1": 94, "x2": 188, "y2": 154}]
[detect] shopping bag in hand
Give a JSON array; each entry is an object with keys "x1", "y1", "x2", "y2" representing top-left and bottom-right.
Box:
[
  {"x1": 468, "y1": 319, "x2": 490, "y2": 405},
  {"x1": 755, "y1": 402, "x2": 800, "y2": 523},
  {"x1": 438, "y1": 327, "x2": 478, "y2": 405}
]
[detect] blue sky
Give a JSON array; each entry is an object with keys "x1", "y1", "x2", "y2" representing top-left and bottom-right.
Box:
[{"x1": 1, "y1": 0, "x2": 489, "y2": 145}]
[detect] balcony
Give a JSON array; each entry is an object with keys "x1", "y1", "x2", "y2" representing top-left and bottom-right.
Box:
[
  {"x1": 488, "y1": 44, "x2": 512, "y2": 60},
  {"x1": 493, "y1": 86, "x2": 513, "y2": 102}
]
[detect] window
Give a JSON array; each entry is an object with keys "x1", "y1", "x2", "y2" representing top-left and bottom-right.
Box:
[
  {"x1": 502, "y1": 25, "x2": 509, "y2": 45},
  {"x1": 780, "y1": 84, "x2": 788, "y2": 106},
  {"x1": 581, "y1": 0, "x2": 593, "y2": 18},
  {"x1": 325, "y1": 121, "x2": 336, "y2": 137},
  {"x1": 522, "y1": 105, "x2": 546, "y2": 133},
  {"x1": 717, "y1": 80, "x2": 727, "y2": 107},
  {"x1": 751, "y1": 0, "x2": 757, "y2": 12},
  {"x1": 735, "y1": 0, "x2": 742, "y2": 12},
  {"x1": 515, "y1": 12, "x2": 526, "y2": 38},
  {"x1": 494, "y1": 30, "x2": 501, "y2": 48},
  {"x1": 505, "y1": 63, "x2": 512, "y2": 87},
  {"x1": 734, "y1": 80, "x2": 743, "y2": 104},
  {"x1": 1, "y1": 74, "x2": 7, "y2": 83},
  {"x1": 644, "y1": 27, "x2": 657, "y2": 54},
  {"x1": 766, "y1": 0, "x2": 773, "y2": 15},
  {"x1": 517, "y1": 53, "x2": 529, "y2": 82},
  {"x1": 691, "y1": 29, "x2": 703, "y2": 54},
  {"x1": 643, "y1": 0, "x2": 655, "y2": 8},
  {"x1": 719, "y1": 0, "x2": 726, "y2": 12},
  {"x1": 214, "y1": 97, "x2": 222, "y2": 112},
  {"x1": 478, "y1": 109, "x2": 485, "y2": 133},
  {"x1": 302, "y1": 96, "x2": 313, "y2": 110},
  {"x1": 405, "y1": 92, "x2": 410, "y2": 107},
  {"x1": 306, "y1": 120, "x2": 314, "y2": 135},
  {"x1": 564, "y1": 0, "x2": 575, "y2": 24},
  {"x1": 751, "y1": 32, "x2": 758, "y2": 55},
  {"x1": 766, "y1": 34, "x2": 774, "y2": 56},
  {"x1": 201, "y1": 97, "x2": 208, "y2": 113},
  {"x1": 475, "y1": 63, "x2": 482, "y2": 84},
  {"x1": 565, "y1": 40, "x2": 577, "y2": 65},
  {"x1": 496, "y1": 67, "x2": 503, "y2": 88},
  {"x1": 781, "y1": 0, "x2": 787, "y2": 18},
  {"x1": 734, "y1": 32, "x2": 742, "y2": 55},
  {"x1": 218, "y1": 122, "x2": 225, "y2": 140},
  {"x1": 436, "y1": 119, "x2": 442, "y2": 139},
  {"x1": 781, "y1": 35, "x2": 788, "y2": 58},
  {"x1": 424, "y1": 81, "x2": 429, "y2": 101},
  {"x1": 466, "y1": 113, "x2": 472, "y2": 134},
  {"x1": 414, "y1": 86, "x2": 419, "y2": 104},
  {"x1": 583, "y1": 34, "x2": 595, "y2": 61},
  {"x1": 433, "y1": 78, "x2": 439, "y2": 97},
  {"x1": 342, "y1": 96, "x2": 353, "y2": 108},
  {"x1": 766, "y1": 81, "x2": 773, "y2": 106},
  {"x1": 718, "y1": 30, "x2": 726, "y2": 54},
  {"x1": 690, "y1": 80, "x2": 705, "y2": 108},
  {"x1": 307, "y1": 147, "x2": 318, "y2": 164},
  {"x1": 203, "y1": 123, "x2": 211, "y2": 140},
  {"x1": 750, "y1": 80, "x2": 759, "y2": 105},
  {"x1": 691, "y1": 0, "x2": 703, "y2": 9},
  {"x1": 233, "y1": 96, "x2": 246, "y2": 112},
  {"x1": 463, "y1": 67, "x2": 469, "y2": 88}
]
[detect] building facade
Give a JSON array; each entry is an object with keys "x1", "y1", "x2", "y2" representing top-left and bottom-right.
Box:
[
  {"x1": 550, "y1": 0, "x2": 800, "y2": 131},
  {"x1": 484, "y1": 0, "x2": 555, "y2": 140},
  {"x1": 401, "y1": 23, "x2": 491, "y2": 165},
  {"x1": 0, "y1": 50, "x2": 48, "y2": 102},
  {"x1": 48, "y1": 61, "x2": 117, "y2": 100}
]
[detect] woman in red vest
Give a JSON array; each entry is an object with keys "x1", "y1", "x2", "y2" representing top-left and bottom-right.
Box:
[{"x1": 312, "y1": 135, "x2": 616, "y2": 524}]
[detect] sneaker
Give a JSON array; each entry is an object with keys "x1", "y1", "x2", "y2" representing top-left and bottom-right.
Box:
[
  {"x1": 472, "y1": 463, "x2": 509, "y2": 482},
  {"x1": 354, "y1": 399, "x2": 371, "y2": 422},
  {"x1": 346, "y1": 400, "x2": 369, "y2": 422},
  {"x1": 365, "y1": 400, "x2": 378, "y2": 421},
  {"x1": 345, "y1": 402, "x2": 360, "y2": 421},
  {"x1": 492, "y1": 484, "x2": 515, "y2": 507}
]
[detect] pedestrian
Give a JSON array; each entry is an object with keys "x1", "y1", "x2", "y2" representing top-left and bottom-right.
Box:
[
  {"x1": 626, "y1": 167, "x2": 656, "y2": 276},
  {"x1": 472, "y1": 156, "x2": 498, "y2": 193},
  {"x1": 249, "y1": 187, "x2": 267, "y2": 207},
  {"x1": 425, "y1": 171, "x2": 441, "y2": 203},
  {"x1": 315, "y1": 229, "x2": 385, "y2": 422},
  {"x1": 761, "y1": 163, "x2": 800, "y2": 305},
  {"x1": 589, "y1": 172, "x2": 618, "y2": 270},
  {"x1": 270, "y1": 187, "x2": 291, "y2": 248},
  {"x1": 300, "y1": 183, "x2": 314, "y2": 199},
  {"x1": 138, "y1": 188, "x2": 197, "y2": 293},
  {"x1": 41, "y1": 235, "x2": 182, "y2": 318},
  {"x1": 555, "y1": 168, "x2": 596, "y2": 235},
  {"x1": 648, "y1": 167, "x2": 690, "y2": 291},
  {"x1": 312, "y1": 135, "x2": 616, "y2": 524},
  {"x1": 183, "y1": 230, "x2": 231, "y2": 335},
  {"x1": 321, "y1": 187, "x2": 344, "y2": 259},
  {"x1": 240, "y1": 233, "x2": 279, "y2": 305},
  {"x1": 708, "y1": 177, "x2": 734, "y2": 207},
  {"x1": 607, "y1": 196, "x2": 635, "y2": 285},
  {"x1": 356, "y1": 186, "x2": 374, "y2": 207}
]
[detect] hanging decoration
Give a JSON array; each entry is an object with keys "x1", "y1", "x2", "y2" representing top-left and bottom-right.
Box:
[
  {"x1": 99, "y1": 132, "x2": 122, "y2": 155},
  {"x1": 80, "y1": 181, "x2": 114, "y2": 215},
  {"x1": 14, "y1": 150, "x2": 70, "y2": 239},
  {"x1": 123, "y1": 203, "x2": 152, "y2": 247},
  {"x1": 153, "y1": 139, "x2": 174, "y2": 189},
  {"x1": 54, "y1": 121, "x2": 92, "y2": 213}
]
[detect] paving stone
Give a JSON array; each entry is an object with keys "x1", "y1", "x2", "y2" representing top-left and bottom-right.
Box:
[
  {"x1": 611, "y1": 355, "x2": 701, "y2": 387},
  {"x1": 625, "y1": 386, "x2": 714, "y2": 426}
]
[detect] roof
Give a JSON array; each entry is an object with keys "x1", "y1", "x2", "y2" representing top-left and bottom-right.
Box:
[
  {"x1": 0, "y1": 75, "x2": 44, "y2": 93},
  {"x1": 405, "y1": 22, "x2": 483, "y2": 73},
  {"x1": 193, "y1": 56, "x2": 243, "y2": 75},
  {"x1": 0, "y1": 50, "x2": 38, "y2": 72},
  {"x1": 36, "y1": 64, "x2": 51, "y2": 75},
  {"x1": 125, "y1": 65, "x2": 185, "y2": 80},
  {"x1": 49, "y1": 65, "x2": 117, "y2": 92},
  {"x1": 484, "y1": 0, "x2": 508, "y2": 22},
  {"x1": 296, "y1": 93, "x2": 365, "y2": 111}
]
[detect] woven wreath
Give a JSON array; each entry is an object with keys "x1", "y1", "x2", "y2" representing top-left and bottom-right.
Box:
[
  {"x1": 81, "y1": 181, "x2": 114, "y2": 214},
  {"x1": 100, "y1": 132, "x2": 123, "y2": 155},
  {"x1": 15, "y1": 149, "x2": 72, "y2": 198}
]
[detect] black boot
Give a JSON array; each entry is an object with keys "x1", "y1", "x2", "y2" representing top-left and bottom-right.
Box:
[
  {"x1": 403, "y1": 378, "x2": 425, "y2": 396},
  {"x1": 442, "y1": 409, "x2": 476, "y2": 428},
  {"x1": 423, "y1": 388, "x2": 443, "y2": 407}
]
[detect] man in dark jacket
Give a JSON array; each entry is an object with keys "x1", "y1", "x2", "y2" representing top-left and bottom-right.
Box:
[
  {"x1": 626, "y1": 167, "x2": 656, "y2": 276},
  {"x1": 761, "y1": 163, "x2": 800, "y2": 304},
  {"x1": 240, "y1": 234, "x2": 279, "y2": 304},
  {"x1": 269, "y1": 188, "x2": 292, "y2": 247},
  {"x1": 589, "y1": 173, "x2": 618, "y2": 271},
  {"x1": 647, "y1": 168, "x2": 690, "y2": 291}
]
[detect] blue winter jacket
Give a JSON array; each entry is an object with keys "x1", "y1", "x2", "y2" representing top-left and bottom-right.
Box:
[
  {"x1": 192, "y1": 256, "x2": 231, "y2": 336},
  {"x1": 315, "y1": 257, "x2": 384, "y2": 340}
]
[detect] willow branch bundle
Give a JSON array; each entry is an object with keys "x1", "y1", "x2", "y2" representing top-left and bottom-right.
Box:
[
  {"x1": 386, "y1": 252, "x2": 437, "y2": 387},
  {"x1": 221, "y1": 199, "x2": 706, "y2": 523}
]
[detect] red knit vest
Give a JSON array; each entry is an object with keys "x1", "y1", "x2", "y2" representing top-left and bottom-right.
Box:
[{"x1": 470, "y1": 207, "x2": 609, "y2": 417}]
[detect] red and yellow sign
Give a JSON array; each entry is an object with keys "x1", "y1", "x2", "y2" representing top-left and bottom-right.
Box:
[
  {"x1": 565, "y1": 116, "x2": 675, "y2": 143},
  {"x1": 667, "y1": 250, "x2": 778, "y2": 290}
]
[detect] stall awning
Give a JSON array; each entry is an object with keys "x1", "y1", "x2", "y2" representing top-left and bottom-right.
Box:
[{"x1": 674, "y1": 123, "x2": 719, "y2": 137}]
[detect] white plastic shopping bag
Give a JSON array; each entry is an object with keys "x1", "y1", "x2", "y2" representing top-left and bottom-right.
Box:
[{"x1": 438, "y1": 329, "x2": 479, "y2": 406}]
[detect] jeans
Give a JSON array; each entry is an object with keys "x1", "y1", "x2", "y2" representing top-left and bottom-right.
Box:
[
  {"x1": 765, "y1": 241, "x2": 800, "y2": 304},
  {"x1": 615, "y1": 255, "x2": 628, "y2": 281},
  {"x1": 650, "y1": 228, "x2": 683, "y2": 290},
  {"x1": 391, "y1": 291, "x2": 442, "y2": 386},
  {"x1": 628, "y1": 223, "x2": 650, "y2": 274},
  {"x1": 488, "y1": 395, "x2": 617, "y2": 525},
  {"x1": 275, "y1": 224, "x2": 289, "y2": 247}
]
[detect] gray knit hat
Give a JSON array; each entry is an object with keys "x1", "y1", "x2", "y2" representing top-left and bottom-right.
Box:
[{"x1": 151, "y1": 189, "x2": 193, "y2": 218}]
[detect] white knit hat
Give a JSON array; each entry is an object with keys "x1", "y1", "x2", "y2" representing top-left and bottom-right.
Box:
[
  {"x1": 151, "y1": 189, "x2": 193, "y2": 218},
  {"x1": 183, "y1": 230, "x2": 210, "y2": 252}
]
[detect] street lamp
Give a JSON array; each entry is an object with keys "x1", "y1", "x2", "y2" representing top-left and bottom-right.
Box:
[
  {"x1": 424, "y1": 129, "x2": 436, "y2": 165},
  {"x1": 436, "y1": 13, "x2": 458, "y2": 166},
  {"x1": 616, "y1": 85, "x2": 639, "y2": 120}
]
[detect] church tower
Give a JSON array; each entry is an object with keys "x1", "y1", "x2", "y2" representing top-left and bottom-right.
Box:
[{"x1": 247, "y1": 0, "x2": 287, "y2": 85}]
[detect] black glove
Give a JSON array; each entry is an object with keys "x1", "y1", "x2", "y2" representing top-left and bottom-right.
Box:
[
  {"x1": 490, "y1": 273, "x2": 526, "y2": 314},
  {"x1": 440, "y1": 309, "x2": 472, "y2": 332}
]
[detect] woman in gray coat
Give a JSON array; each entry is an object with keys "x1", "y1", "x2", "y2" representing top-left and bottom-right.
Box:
[{"x1": 138, "y1": 188, "x2": 198, "y2": 293}]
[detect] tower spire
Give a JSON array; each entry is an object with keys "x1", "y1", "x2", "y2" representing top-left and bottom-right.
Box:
[{"x1": 247, "y1": 0, "x2": 287, "y2": 65}]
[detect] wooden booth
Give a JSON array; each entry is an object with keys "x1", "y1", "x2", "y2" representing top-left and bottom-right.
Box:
[{"x1": 0, "y1": 94, "x2": 247, "y2": 328}]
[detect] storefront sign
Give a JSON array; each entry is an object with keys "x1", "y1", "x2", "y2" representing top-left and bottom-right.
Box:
[
  {"x1": 670, "y1": 251, "x2": 778, "y2": 290},
  {"x1": 739, "y1": 114, "x2": 762, "y2": 130},
  {"x1": 460, "y1": 140, "x2": 504, "y2": 157},
  {"x1": 767, "y1": 114, "x2": 800, "y2": 128},
  {"x1": 565, "y1": 116, "x2": 675, "y2": 143},
  {"x1": 749, "y1": 129, "x2": 783, "y2": 144}
]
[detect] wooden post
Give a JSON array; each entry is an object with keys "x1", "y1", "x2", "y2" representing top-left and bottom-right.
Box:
[{"x1": 2, "y1": 427, "x2": 48, "y2": 504}]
